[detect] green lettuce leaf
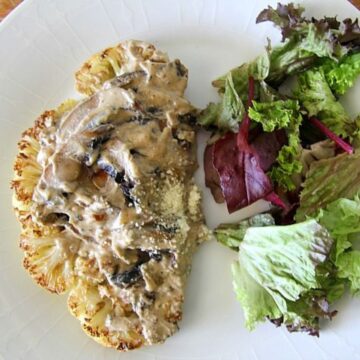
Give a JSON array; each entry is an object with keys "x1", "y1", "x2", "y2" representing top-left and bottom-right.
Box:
[
  {"x1": 257, "y1": 3, "x2": 360, "y2": 84},
  {"x1": 322, "y1": 52, "x2": 360, "y2": 96},
  {"x1": 266, "y1": 22, "x2": 341, "y2": 86},
  {"x1": 296, "y1": 152, "x2": 360, "y2": 221},
  {"x1": 232, "y1": 219, "x2": 334, "y2": 334},
  {"x1": 212, "y1": 52, "x2": 270, "y2": 102},
  {"x1": 317, "y1": 197, "x2": 360, "y2": 258},
  {"x1": 232, "y1": 261, "x2": 281, "y2": 330},
  {"x1": 294, "y1": 68, "x2": 354, "y2": 138},
  {"x1": 267, "y1": 38, "x2": 319, "y2": 85},
  {"x1": 197, "y1": 73, "x2": 245, "y2": 131},
  {"x1": 298, "y1": 23, "x2": 343, "y2": 59},
  {"x1": 336, "y1": 251, "x2": 360, "y2": 294},
  {"x1": 316, "y1": 195, "x2": 360, "y2": 294},
  {"x1": 247, "y1": 99, "x2": 303, "y2": 191},
  {"x1": 249, "y1": 99, "x2": 300, "y2": 132},
  {"x1": 215, "y1": 214, "x2": 275, "y2": 250},
  {"x1": 196, "y1": 102, "x2": 221, "y2": 128},
  {"x1": 299, "y1": 140, "x2": 336, "y2": 178},
  {"x1": 240, "y1": 220, "x2": 332, "y2": 301},
  {"x1": 270, "y1": 131, "x2": 303, "y2": 191},
  {"x1": 250, "y1": 100, "x2": 304, "y2": 191},
  {"x1": 316, "y1": 260, "x2": 347, "y2": 303},
  {"x1": 220, "y1": 73, "x2": 245, "y2": 129}
]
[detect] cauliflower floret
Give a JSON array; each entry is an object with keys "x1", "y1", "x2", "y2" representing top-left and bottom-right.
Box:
[
  {"x1": 20, "y1": 224, "x2": 79, "y2": 293},
  {"x1": 68, "y1": 280, "x2": 144, "y2": 350}
]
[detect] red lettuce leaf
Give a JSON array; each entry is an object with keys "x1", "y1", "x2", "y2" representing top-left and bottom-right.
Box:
[
  {"x1": 256, "y1": 3, "x2": 360, "y2": 52},
  {"x1": 251, "y1": 130, "x2": 287, "y2": 171},
  {"x1": 204, "y1": 143, "x2": 225, "y2": 203},
  {"x1": 256, "y1": 3, "x2": 305, "y2": 42},
  {"x1": 204, "y1": 130, "x2": 286, "y2": 205},
  {"x1": 213, "y1": 78, "x2": 272, "y2": 213},
  {"x1": 204, "y1": 76, "x2": 288, "y2": 213},
  {"x1": 339, "y1": 18, "x2": 360, "y2": 50},
  {"x1": 212, "y1": 131, "x2": 273, "y2": 213}
]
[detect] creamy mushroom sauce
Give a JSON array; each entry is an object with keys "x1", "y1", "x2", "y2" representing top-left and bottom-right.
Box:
[{"x1": 31, "y1": 41, "x2": 208, "y2": 344}]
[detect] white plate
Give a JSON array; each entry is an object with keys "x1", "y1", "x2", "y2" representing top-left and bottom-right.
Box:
[{"x1": 1, "y1": 0, "x2": 360, "y2": 359}]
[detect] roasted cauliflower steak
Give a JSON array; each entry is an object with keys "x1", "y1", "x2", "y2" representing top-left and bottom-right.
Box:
[{"x1": 11, "y1": 40, "x2": 208, "y2": 351}]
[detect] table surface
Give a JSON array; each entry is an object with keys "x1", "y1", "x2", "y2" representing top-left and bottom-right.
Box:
[
  {"x1": 0, "y1": 0, "x2": 21, "y2": 21},
  {"x1": 349, "y1": 0, "x2": 360, "y2": 9}
]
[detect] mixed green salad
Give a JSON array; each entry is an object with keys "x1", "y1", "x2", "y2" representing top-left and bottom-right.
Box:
[{"x1": 200, "y1": 3, "x2": 360, "y2": 336}]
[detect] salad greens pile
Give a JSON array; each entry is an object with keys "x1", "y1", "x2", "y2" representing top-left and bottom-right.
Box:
[{"x1": 201, "y1": 3, "x2": 360, "y2": 336}]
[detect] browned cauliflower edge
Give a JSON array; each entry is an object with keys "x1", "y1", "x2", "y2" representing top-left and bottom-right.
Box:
[
  {"x1": 11, "y1": 100, "x2": 78, "y2": 294},
  {"x1": 75, "y1": 41, "x2": 169, "y2": 96}
]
